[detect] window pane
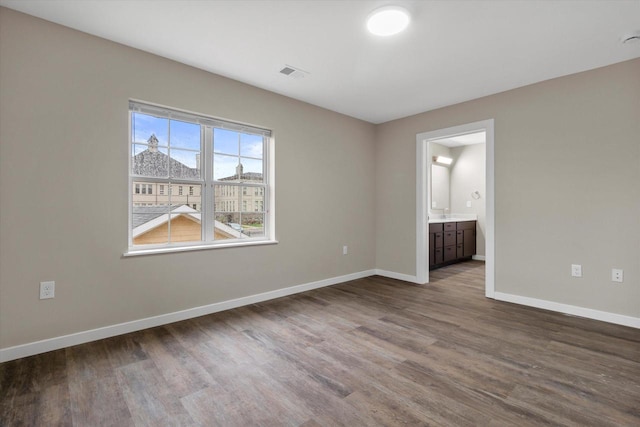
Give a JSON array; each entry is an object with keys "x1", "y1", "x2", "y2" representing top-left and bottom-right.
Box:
[
  {"x1": 214, "y1": 184, "x2": 238, "y2": 211},
  {"x1": 214, "y1": 154, "x2": 240, "y2": 181},
  {"x1": 170, "y1": 148, "x2": 201, "y2": 179},
  {"x1": 132, "y1": 145, "x2": 169, "y2": 178},
  {"x1": 214, "y1": 212, "x2": 244, "y2": 240},
  {"x1": 240, "y1": 158, "x2": 263, "y2": 182},
  {"x1": 132, "y1": 113, "x2": 168, "y2": 146},
  {"x1": 132, "y1": 143, "x2": 147, "y2": 156},
  {"x1": 170, "y1": 119, "x2": 200, "y2": 150},
  {"x1": 242, "y1": 213, "x2": 264, "y2": 238},
  {"x1": 242, "y1": 186, "x2": 264, "y2": 213},
  {"x1": 170, "y1": 184, "x2": 202, "y2": 212},
  {"x1": 132, "y1": 181, "x2": 157, "y2": 204},
  {"x1": 213, "y1": 128, "x2": 239, "y2": 155},
  {"x1": 132, "y1": 181, "x2": 170, "y2": 245},
  {"x1": 169, "y1": 204, "x2": 202, "y2": 243},
  {"x1": 240, "y1": 133, "x2": 263, "y2": 158}
]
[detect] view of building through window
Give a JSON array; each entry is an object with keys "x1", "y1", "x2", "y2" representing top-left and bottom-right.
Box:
[{"x1": 129, "y1": 103, "x2": 270, "y2": 248}]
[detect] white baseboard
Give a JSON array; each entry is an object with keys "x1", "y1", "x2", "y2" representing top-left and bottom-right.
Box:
[
  {"x1": 374, "y1": 269, "x2": 421, "y2": 284},
  {"x1": 0, "y1": 269, "x2": 376, "y2": 363},
  {"x1": 494, "y1": 292, "x2": 640, "y2": 329},
  {"x1": 6, "y1": 272, "x2": 636, "y2": 363},
  {"x1": 472, "y1": 255, "x2": 486, "y2": 261}
]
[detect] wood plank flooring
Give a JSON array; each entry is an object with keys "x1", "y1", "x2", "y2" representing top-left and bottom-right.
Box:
[{"x1": 2, "y1": 261, "x2": 639, "y2": 426}]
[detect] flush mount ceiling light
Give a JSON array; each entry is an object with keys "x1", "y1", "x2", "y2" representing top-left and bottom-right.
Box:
[{"x1": 367, "y1": 6, "x2": 411, "y2": 36}]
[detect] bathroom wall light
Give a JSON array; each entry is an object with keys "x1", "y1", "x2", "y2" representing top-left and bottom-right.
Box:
[
  {"x1": 433, "y1": 156, "x2": 453, "y2": 165},
  {"x1": 367, "y1": 6, "x2": 411, "y2": 36}
]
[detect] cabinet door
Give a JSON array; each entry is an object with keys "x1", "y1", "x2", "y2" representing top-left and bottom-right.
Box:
[
  {"x1": 457, "y1": 243, "x2": 464, "y2": 259},
  {"x1": 463, "y1": 229, "x2": 476, "y2": 257},
  {"x1": 434, "y1": 247, "x2": 444, "y2": 264},
  {"x1": 434, "y1": 232, "x2": 444, "y2": 248},
  {"x1": 429, "y1": 234, "x2": 435, "y2": 267}
]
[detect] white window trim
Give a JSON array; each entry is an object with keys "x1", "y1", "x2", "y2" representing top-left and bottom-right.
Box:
[{"x1": 126, "y1": 100, "x2": 276, "y2": 256}]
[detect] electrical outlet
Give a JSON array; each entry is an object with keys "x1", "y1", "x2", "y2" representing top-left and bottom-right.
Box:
[
  {"x1": 343, "y1": 245, "x2": 348, "y2": 255},
  {"x1": 40, "y1": 281, "x2": 55, "y2": 299},
  {"x1": 466, "y1": 200, "x2": 472, "y2": 208},
  {"x1": 571, "y1": 264, "x2": 582, "y2": 278},
  {"x1": 612, "y1": 269, "x2": 623, "y2": 283}
]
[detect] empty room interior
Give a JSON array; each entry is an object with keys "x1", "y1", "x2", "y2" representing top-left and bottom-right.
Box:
[{"x1": 1, "y1": 1, "x2": 639, "y2": 425}]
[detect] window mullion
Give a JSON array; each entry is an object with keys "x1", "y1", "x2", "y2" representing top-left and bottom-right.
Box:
[
  {"x1": 263, "y1": 136, "x2": 269, "y2": 238},
  {"x1": 166, "y1": 118, "x2": 172, "y2": 243},
  {"x1": 204, "y1": 126, "x2": 214, "y2": 242}
]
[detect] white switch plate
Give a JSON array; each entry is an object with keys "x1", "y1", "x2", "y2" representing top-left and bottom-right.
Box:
[
  {"x1": 432, "y1": 201, "x2": 437, "y2": 208},
  {"x1": 571, "y1": 264, "x2": 582, "y2": 277},
  {"x1": 612, "y1": 269, "x2": 623, "y2": 283},
  {"x1": 466, "y1": 201, "x2": 472, "y2": 208},
  {"x1": 343, "y1": 245, "x2": 348, "y2": 255},
  {"x1": 40, "y1": 281, "x2": 55, "y2": 299}
]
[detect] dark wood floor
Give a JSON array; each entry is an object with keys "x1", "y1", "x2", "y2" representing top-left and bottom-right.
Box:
[{"x1": 2, "y1": 261, "x2": 639, "y2": 426}]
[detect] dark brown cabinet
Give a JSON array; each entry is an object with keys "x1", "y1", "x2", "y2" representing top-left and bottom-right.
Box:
[{"x1": 429, "y1": 220, "x2": 476, "y2": 270}]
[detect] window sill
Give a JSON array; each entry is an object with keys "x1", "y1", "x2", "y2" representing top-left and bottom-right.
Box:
[{"x1": 123, "y1": 239, "x2": 278, "y2": 257}]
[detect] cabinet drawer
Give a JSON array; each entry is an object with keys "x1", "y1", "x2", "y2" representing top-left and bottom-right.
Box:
[
  {"x1": 456, "y1": 221, "x2": 476, "y2": 230},
  {"x1": 444, "y1": 222, "x2": 456, "y2": 231},
  {"x1": 457, "y1": 243, "x2": 464, "y2": 259},
  {"x1": 429, "y1": 223, "x2": 443, "y2": 233},
  {"x1": 443, "y1": 245, "x2": 456, "y2": 262},
  {"x1": 444, "y1": 231, "x2": 456, "y2": 247}
]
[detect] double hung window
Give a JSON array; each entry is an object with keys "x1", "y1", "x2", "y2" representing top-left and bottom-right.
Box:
[{"x1": 128, "y1": 101, "x2": 272, "y2": 252}]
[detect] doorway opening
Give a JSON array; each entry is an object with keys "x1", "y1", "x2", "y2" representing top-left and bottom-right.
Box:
[{"x1": 415, "y1": 119, "x2": 495, "y2": 298}]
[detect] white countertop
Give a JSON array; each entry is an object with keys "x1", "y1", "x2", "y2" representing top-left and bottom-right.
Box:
[{"x1": 428, "y1": 214, "x2": 477, "y2": 224}]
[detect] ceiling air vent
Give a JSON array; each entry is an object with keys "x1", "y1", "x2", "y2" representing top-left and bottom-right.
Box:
[{"x1": 279, "y1": 65, "x2": 309, "y2": 79}]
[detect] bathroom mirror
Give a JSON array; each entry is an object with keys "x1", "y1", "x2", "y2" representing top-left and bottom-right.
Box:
[
  {"x1": 430, "y1": 142, "x2": 451, "y2": 212},
  {"x1": 431, "y1": 164, "x2": 450, "y2": 211}
]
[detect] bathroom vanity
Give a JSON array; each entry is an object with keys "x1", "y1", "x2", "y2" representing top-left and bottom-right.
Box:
[{"x1": 429, "y1": 219, "x2": 476, "y2": 270}]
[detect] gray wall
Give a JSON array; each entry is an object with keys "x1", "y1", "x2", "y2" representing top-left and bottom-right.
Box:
[
  {"x1": 0, "y1": 8, "x2": 376, "y2": 348},
  {"x1": 375, "y1": 58, "x2": 640, "y2": 318},
  {"x1": 450, "y1": 144, "x2": 486, "y2": 256}
]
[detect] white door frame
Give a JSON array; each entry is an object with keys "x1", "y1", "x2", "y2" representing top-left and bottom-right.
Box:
[{"x1": 415, "y1": 119, "x2": 495, "y2": 298}]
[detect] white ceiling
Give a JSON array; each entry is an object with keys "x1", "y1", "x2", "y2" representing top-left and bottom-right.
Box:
[{"x1": 2, "y1": 0, "x2": 639, "y2": 124}]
